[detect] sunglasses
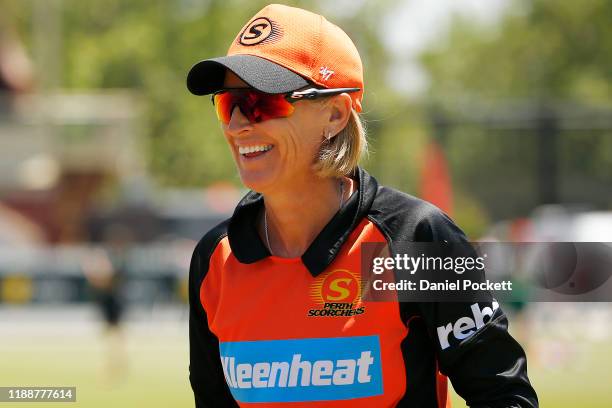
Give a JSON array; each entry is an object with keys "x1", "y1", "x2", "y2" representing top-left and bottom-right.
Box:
[{"x1": 211, "y1": 87, "x2": 360, "y2": 125}]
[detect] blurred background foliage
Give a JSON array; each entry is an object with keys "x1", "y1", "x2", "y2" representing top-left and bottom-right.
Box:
[
  {"x1": 422, "y1": 0, "x2": 612, "y2": 100},
  {"x1": 421, "y1": 0, "x2": 612, "y2": 228}
]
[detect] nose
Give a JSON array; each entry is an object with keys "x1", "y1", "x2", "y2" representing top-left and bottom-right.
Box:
[{"x1": 225, "y1": 105, "x2": 253, "y2": 137}]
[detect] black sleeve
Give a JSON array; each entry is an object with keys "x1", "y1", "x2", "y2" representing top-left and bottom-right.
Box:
[
  {"x1": 415, "y1": 209, "x2": 539, "y2": 408},
  {"x1": 189, "y1": 227, "x2": 238, "y2": 408}
]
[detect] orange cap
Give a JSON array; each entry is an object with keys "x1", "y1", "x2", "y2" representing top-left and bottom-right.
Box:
[{"x1": 187, "y1": 4, "x2": 364, "y2": 112}]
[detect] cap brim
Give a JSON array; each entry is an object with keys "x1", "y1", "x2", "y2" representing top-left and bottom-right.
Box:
[{"x1": 186, "y1": 54, "x2": 309, "y2": 95}]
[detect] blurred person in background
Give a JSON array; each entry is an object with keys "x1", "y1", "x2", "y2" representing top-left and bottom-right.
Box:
[
  {"x1": 82, "y1": 223, "x2": 131, "y2": 383},
  {"x1": 185, "y1": 4, "x2": 537, "y2": 407}
]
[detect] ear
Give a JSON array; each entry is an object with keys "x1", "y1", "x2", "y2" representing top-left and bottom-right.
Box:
[{"x1": 325, "y1": 93, "x2": 352, "y2": 139}]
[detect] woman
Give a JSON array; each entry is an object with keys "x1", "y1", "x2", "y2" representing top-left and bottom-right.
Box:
[{"x1": 186, "y1": 4, "x2": 538, "y2": 407}]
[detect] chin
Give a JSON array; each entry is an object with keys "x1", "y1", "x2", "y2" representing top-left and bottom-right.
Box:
[{"x1": 237, "y1": 167, "x2": 279, "y2": 193}]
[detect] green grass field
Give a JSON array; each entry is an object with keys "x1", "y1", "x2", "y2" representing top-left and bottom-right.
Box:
[{"x1": 1, "y1": 305, "x2": 611, "y2": 407}]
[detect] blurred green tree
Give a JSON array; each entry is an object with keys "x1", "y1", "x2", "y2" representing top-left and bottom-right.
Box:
[
  {"x1": 420, "y1": 0, "x2": 612, "y2": 220},
  {"x1": 422, "y1": 0, "x2": 612, "y2": 101}
]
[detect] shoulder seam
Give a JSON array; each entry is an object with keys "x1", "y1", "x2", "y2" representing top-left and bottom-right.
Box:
[
  {"x1": 365, "y1": 215, "x2": 415, "y2": 332},
  {"x1": 366, "y1": 214, "x2": 393, "y2": 245}
]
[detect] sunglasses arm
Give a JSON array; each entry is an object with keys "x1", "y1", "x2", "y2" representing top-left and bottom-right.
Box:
[{"x1": 287, "y1": 87, "x2": 361, "y2": 101}]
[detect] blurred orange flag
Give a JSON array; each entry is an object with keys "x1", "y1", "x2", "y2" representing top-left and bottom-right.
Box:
[{"x1": 419, "y1": 140, "x2": 453, "y2": 217}]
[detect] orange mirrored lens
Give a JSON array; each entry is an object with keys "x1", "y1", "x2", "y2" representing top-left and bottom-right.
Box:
[
  {"x1": 213, "y1": 90, "x2": 294, "y2": 124},
  {"x1": 213, "y1": 93, "x2": 233, "y2": 124}
]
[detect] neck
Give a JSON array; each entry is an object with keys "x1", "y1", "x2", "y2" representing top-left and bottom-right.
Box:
[{"x1": 261, "y1": 175, "x2": 352, "y2": 258}]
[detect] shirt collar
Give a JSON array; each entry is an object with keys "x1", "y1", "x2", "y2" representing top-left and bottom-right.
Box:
[{"x1": 227, "y1": 167, "x2": 379, "y2": 277}]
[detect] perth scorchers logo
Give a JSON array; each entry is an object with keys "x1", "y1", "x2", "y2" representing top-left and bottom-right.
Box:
[
  {"x1": 239, "y1": 17, "x2": 282, "y2": 46},
  {"x1": 308, "y1": 269, "x2": 366, "y2": 317}
]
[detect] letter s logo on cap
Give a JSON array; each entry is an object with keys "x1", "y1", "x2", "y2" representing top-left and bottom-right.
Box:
[{"x1": 240, "y1": 17, "x2": 280, "y2": 46}]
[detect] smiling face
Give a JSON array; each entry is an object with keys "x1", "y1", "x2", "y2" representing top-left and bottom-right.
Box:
[{"x1": 220, "y1": 71, "x2": 330, "y2": 193}]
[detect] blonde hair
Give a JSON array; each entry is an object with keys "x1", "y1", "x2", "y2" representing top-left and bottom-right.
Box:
[{"x1": 314, "y1": 109, "x2": 367, "y2": 178}]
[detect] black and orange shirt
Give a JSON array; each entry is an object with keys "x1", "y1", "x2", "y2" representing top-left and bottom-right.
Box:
[{"x1": 189, "y1": 168, "x2": 538, "y2": 408}]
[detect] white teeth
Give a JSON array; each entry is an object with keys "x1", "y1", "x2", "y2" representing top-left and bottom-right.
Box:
[{"x1": 238, "y1": 145, "x2": 273, "y2": 155}]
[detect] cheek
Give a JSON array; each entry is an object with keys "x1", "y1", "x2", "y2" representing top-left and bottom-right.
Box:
[
  {"x1": 283, "y1": 109, "x2": 325, "y2": 158},
  {"x1": 221, "y1": 129, "x2": 237, "y2": 155},
  {"x1": 283, "y1": 122, "x2": 321, "y2": 162}
]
